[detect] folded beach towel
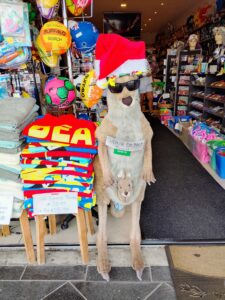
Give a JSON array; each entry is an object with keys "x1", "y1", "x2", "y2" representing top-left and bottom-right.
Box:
[{"x1": 0, "y1": 97, "x2": 36, "y2": 126}]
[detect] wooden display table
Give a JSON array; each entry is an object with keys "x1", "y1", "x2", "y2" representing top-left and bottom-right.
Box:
[
  {"x1": 0, "y1": 210, "x2": 36, "y2": 264},
  {"x1": 35, "y1": 210, "x2": 94, "y2": 265}
]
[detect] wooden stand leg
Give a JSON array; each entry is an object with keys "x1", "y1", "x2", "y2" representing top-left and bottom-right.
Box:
[
  {"x1": 48, "y1": 215, "x2": 57, "y2": 235},
  {"x1": 36, "y1": 215, "x2": 45, "y2": 265},
  {"x1": 19, "y1": 210, "x2": 36, "y2": 264},
  {"x1": 85, "y1": 210, "x2": 95, "y2": 235},
  {"x1": 76, "y1": 209, "x2": 89, "y2": 264},
  {"x1": 2, "y1": 225, "x2": 10, "y2": 237}
]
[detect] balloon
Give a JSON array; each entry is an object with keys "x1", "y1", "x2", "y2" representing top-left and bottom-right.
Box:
[
  {"x1": 44, "y1": 76, "x2": 76, "y2": 108},
  {"x1": 66, "y1": 0, "x2": 92, "y2": 16},
  {"x1": 80, "y1": 70, "x2": 102, "y2": 108},
  {"x1": 36, "y1": 35, "x2": 59, "y2": 67},
  {"x1": 73, "y1": 74, "x2": 85, "y2": 98},
  {"x1": 69, "y1": 21, "x2": 98, "y2": 53},
  {"x1": 36, "y1": 0, "x2": 59, "y2": 19},
  {"x1": 40, "y1": 21, "x2": 71, "y2": 55},
  {"x1": 37, "y1": 0, "x2": 59, "y2": 8}
]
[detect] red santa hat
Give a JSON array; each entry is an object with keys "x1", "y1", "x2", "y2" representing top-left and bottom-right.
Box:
[{"x1": 94, "y1": 34, "x2": 148, "y2": 88}]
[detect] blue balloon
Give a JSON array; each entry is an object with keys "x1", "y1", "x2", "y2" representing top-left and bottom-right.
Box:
[{"x1": 70, "y1": 21, "x2": 99, "y2": 54}]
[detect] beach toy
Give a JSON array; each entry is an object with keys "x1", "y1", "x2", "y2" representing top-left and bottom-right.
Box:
[
  {"x1": 40, "y1": 21, "x2": 71, "y2": 54},
  {"x1": 44, "y1": 76, "x2": 76, "y2": 108},
  {"x1": 69, "y1": 21, "x2": 98, "y2": 53},
  {"x1": 73, "y1": 74, "x2": 85, "y2": 98},
  {"x1": 36, "y1": 35, "x2": 59, "y2": 67},
  {"x1": 36, "y1": 0, "x2": 59, "y2": 19},
  {"x1": 216, "y1": 147, "x2": 225, "y2": 179},
  {"x1": 66, "y1": 0, "x2": 91, "y2": 16},
  {"x1": 80, "y1": 70, "x2": 102, "y2": 108}
]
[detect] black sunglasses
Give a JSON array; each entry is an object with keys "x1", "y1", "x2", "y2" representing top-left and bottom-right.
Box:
[{"x1": 108, "y1": 79, "x2": 140, "y2": 94}]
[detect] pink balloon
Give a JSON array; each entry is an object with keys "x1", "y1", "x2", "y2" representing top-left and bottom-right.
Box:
[{"x1": 72, "y1": 0, "x2": 91, "y2": 9}]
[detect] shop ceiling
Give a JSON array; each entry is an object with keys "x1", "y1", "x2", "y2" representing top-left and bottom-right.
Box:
[{"x1": 91, "y1": 0, "x2": 202, "y2": 33}]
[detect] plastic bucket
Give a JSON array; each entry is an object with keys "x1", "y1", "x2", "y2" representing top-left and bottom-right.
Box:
[{"x1": 216, "y1": 147, "x2": 225, "y2": 179}]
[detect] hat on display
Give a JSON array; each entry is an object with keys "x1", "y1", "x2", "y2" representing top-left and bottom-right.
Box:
[
  {"x1": 94, "y1": 34, "x2": 148, "y2": 88},
  {"x1": 40, "y1": 21, "x2": 71, "y2": 55},
  {"x1": 69, "y1": 21, "x2": 99, "y2": 54},
  {"x1": 66, "y1": 0, "x2": 92, "y2": 16},
  {"x1": 36, "y1": 0, "x2": 60, "y2": 19}
]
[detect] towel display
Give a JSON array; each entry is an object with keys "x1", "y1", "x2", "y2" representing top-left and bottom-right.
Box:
[
  {"x1": 0, "y1": 97, "x2": 38, "y2": 220},
  {"x1": 21, "y1": 114, "x2": 97, "y2": 217}
]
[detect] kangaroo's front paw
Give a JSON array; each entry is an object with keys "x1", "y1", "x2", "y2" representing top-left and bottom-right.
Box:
[{"x1": 142, "y1": 167, "x2": 156, "y2": 185}]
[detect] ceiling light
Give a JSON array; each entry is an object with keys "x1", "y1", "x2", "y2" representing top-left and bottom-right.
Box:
[
  {"x1": 144, "y1": 23, "x2": 147, "y2": 27},
  {"x1": 160, "y1": 2, "x2": 164, "y2": 5},
  {"x1": 148, "y1": 18, "x2": 152, "y2": 21},
  {"x1": 141, "y1": 28, "x2": 143, "y2": 31},
  {"x1": 120, "y1": 3, "x2": 127, "y2": 7},
  {"x1": 154, "y1": 11, "x2": 158, "y2": 14}
]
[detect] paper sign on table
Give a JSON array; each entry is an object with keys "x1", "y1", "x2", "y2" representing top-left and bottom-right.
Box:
[
  {"x1": 0, "y1": 196, "x2": 14, "y2": 225},
  {"x1": 33, "y1": 192, "x2": 78, "y2": 215}
]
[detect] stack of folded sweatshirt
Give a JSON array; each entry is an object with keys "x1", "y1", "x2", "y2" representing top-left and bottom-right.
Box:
[
  {"x1": 0, "y1": 97, "x2": 38, "y2": 219},
  {"x1": 21, "y1": 114, "x2": 97, "y2": 217}
]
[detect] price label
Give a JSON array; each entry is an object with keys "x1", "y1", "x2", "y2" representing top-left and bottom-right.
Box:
[
  {"x1": 0, "y1": 196, "x2": 13, "y2": 225},
  {"x1": 106, "y1": 136, "x2": 145, "y2": 152},
  {"x1": 33, "y1": 192, "x2": 78, "y2": 215}
]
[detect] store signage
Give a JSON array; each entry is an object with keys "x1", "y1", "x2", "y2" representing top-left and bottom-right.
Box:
[
  {"x1": 106, "y1": 136, "x2": 145, "y2": 152},
  {"x1": 33, "y1": 192, "x2": 78, "y2": 215},
  {"x1": 0, "y1": 196, "x2": 13, "y2": 225}
]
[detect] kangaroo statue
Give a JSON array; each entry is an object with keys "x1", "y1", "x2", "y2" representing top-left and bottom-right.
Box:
[{"x1": 94, "y1": 75, "x2": 155, "y2": 281}]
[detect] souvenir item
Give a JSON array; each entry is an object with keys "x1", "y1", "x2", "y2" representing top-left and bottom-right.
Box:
[
  {"x1": 40, "y1": 21, "x2": 71, "y2": 55},
  {"x1": 80, "y1": 70, "x2": 103, "y2": 108},
  {"x1": 44, "y1": 76, "x2": 76, "y2": 108},
  {"x1": 66, "y1": 0, "x2": 91, "y2": 16},
  {"x1": 36, "y1": 0, "x2": 59, "y2": 19},
  {"x1": 69, "y1": 21, "x2": 98, "y2": 54},
  {"x1": 36, "y1": 35, "x2": 59, "y2": 68}
]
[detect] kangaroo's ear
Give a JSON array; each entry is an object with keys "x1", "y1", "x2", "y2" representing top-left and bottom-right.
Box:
[{"x1": 117, "y1": 170, "x2": 125, "y2": 179}]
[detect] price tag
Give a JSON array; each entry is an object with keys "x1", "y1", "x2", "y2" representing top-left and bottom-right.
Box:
[
  {"x1": 106, "y1": 136, "x2": 145, "y2": 152},
  {"x1": 0, "y1": 196, "x2": 13, "y2": 225},
  {"x1": 33, "y1": 192, "x2": 78, "y2": 215}
]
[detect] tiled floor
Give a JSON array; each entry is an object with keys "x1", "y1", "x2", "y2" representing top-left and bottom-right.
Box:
[{"x1": 0, "y1": 265, "x2": 176, "y2": 300}]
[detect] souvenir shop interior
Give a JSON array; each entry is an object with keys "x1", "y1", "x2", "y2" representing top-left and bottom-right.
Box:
[{"x1": 0, "y1": 0, "x2": 225, "y2": 256}]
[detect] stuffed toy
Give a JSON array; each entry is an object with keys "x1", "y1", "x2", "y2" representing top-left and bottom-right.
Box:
[
  {"x1": 109, "y1": 169, "x2": 133, "y2": 218},
  {"x1": 93, "y1": 34, "x2": 155, "y2": 281}
]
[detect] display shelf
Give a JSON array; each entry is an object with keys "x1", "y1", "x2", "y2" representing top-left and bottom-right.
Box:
[
  {"x1": 191, "y1": 94, "x2": 205, "y2": 100},
  {"x1": 174, "y1": 49, "x2": 202, "y2": 116},
  {"x1": 189, "y1": 103, "x2": 204, "y2": 111},
  {"x1": 190, "y1": 84, "x2": 205, "y2": 88},
  {"x1": 167, "y1": 126, "x2": 225, "y2": 190},
  {"x1": 204, "y1": 108, "x2": 224, "y2": 118},
  {"x1": 164, "y1": 49, "x2": 177, "y2": 94},
  {"x1": 205, "y1": 97, "x2": 224, "y2": 104},
  {"x1": 189, "y1": 112, "x2": 203, "y2": 120},
  {"x1": 187, "y1": 74, "x2": 225, "y2": 132},
  {"x1": 208, "y1": 85, "x2": 225, "y2": 90}
]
